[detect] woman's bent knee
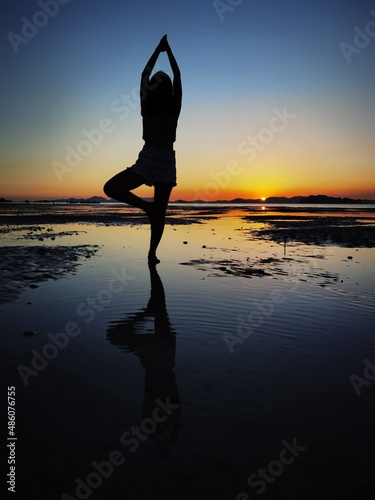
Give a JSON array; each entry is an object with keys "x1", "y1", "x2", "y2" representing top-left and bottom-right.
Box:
[
  {"x1": 103, "y1": 180, "x2": 114, "y2": 199},
  {"x1": 104, "y1": 168, "x2": 145, "y2": 198}
]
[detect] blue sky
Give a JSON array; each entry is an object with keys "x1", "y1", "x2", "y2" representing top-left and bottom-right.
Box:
[{"x1": 1, "y1": 0, "x2": 374, "y2": 199}]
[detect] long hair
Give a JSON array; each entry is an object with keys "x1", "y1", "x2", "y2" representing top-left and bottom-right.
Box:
[{"x1": 145, "y1": 71, "x2": 173, "y2": 114}]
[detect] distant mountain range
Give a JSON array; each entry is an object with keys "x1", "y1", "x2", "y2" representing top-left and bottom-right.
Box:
[
  {"x1": 1, "y1": 195, "x2": 374, "y2": 204},
  {"x1": 195, "y1": 195, "x2": 375, "y2": 204}
]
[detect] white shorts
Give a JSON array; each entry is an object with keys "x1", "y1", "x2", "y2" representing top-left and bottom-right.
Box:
[{"x1": 131, "y1": 146, "x2": 177, "y2": 187}]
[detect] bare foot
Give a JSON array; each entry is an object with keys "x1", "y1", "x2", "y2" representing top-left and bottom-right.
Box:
[{"x1": 148, "y1": 254, "x2": 160, "y2": 265}]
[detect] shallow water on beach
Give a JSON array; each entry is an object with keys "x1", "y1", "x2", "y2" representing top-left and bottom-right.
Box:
[{"x1": 1, "y1": 211, "x2": 375, "y2": 499}]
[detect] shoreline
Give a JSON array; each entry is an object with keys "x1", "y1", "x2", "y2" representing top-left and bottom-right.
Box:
[
  {"x1": 2, "y1": 205, "x2": 375, "y2": 243},
  {"x1": 1, "y1": 207, "x2": 374, "y2": 304},
  {"x1": 1, "y1": 203, "x2": 375, "y2": 224}
]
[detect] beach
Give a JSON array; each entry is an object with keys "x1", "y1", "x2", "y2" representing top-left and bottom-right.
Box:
[{"x1": 1, "y1": 202, "x2": 375, "y2": 500}]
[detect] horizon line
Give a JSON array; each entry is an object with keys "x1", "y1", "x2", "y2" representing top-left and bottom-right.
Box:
[{"x1": 2, "y1": 193, "x2": 375, "y2": 203}]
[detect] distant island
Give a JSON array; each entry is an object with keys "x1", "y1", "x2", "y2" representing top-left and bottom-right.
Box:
[
  {"x1": 1, "y1": 194, "x2": 374, "y2": 204},
  {"x1": 213, "y1": 195, "x2": 374, "y2": 205},
  {"x1": 180, "y1": 195, "x2": 374, "y2": 204}
]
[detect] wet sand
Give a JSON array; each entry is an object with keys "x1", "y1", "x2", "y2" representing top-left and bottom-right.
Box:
[
  {"x1": 243, "y1": 213, "x2": 375, "y2": 247},
  {"x1": 1, "y1": 204, "x2": 374, "y2": 303},
  {"x1": 0, "y1": 245, "x2": 99, "y2": 303},
  {"x1": 1, "y1": 204, "x2": 375, "y2": 500}
]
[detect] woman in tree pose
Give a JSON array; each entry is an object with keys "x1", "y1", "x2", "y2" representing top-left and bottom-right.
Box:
[{"x1": 103, "y1": 35, "x2": 182, "y2": 265}]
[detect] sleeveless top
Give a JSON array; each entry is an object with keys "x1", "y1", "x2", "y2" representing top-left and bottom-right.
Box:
[{"x1": 141, "y1": 97, "x2": 179, "y2": 149}]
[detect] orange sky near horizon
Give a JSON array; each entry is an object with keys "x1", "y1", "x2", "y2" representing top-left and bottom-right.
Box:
[
  {"x1": 3, "y1": 169, "x2": 374, "y2": 202},
  {"x1": 2, "y1": 113, "x2": 374, "y2": 202},
  {"x1": 2, "y1": 97, "x2": 375, "y2": 202}
]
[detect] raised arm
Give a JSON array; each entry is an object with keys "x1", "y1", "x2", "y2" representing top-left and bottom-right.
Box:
[
  {"x1": 165, "y1": 40, "x2": 182, "y2": 109},
  {"x1": 141, "y1": 41, "x2": 162, "y2": 82},
  {"x1": 141, "y1": 36, "x2": 182, "y2": 109}
]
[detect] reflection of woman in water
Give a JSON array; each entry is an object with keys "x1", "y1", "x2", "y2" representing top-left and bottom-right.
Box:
[
  {"x1": 103, "y1": 35, "x2": 182, "y2": 265},
  {"x1": 107, "y1": 265, "x2": 181, "y2": 457}
]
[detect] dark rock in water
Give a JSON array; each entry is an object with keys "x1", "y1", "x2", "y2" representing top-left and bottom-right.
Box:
[
  {"x1": 29, "y1": 284, "x2": 39, "y2": 289},
  {"x1": 242, "y1": 268, "x2": 267, "y2": 276},
  {"x1": 181, "y1": 258, "x2": 272, "y2": 279}
]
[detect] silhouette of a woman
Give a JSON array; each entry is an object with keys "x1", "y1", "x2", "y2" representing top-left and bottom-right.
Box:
[
  {"x1": 103, "y1": 35, "x2": 182, "y2": 265},
  {"x1": 107, "y1": 265, "x2": 181, "y2": 457}
]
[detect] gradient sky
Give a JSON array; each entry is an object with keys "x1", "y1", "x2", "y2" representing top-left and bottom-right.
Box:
[{"x1": 1, "y1": 0, "x2": 374, "y2": 201}]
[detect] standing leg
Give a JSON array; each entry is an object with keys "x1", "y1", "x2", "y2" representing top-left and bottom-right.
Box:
[{"x1": 148, "y1": 182, "x2": 173, "y2": 264}]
